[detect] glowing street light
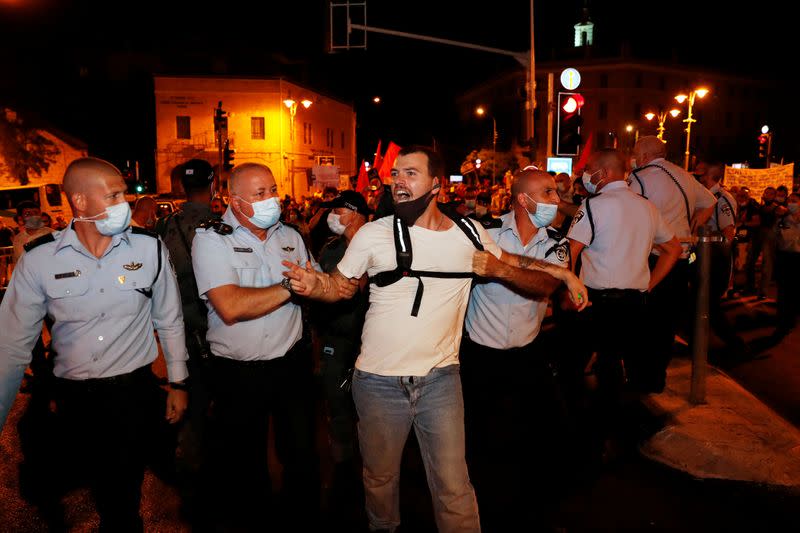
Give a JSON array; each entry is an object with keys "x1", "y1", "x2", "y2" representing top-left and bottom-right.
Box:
[
  {"x1": 674, "y1": 87, "x2": 710, "y2": 169},
  {"x1": 475, "y1": 106, "x2": 498, "y2": 184},
  {"x1": 644, "y1": 108, "x2": 681, "y2": 142},
  {"x1": 283, "y1": 95, "x2": 313, "y2": 141}
]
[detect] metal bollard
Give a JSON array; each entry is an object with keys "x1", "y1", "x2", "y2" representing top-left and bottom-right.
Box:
[{"x1": 690, "y1": 226, "x2": 722, "y2": 405}]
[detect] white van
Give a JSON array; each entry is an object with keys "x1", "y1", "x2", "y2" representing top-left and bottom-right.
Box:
[{"x1": 0, "y1": 183, "x2": 72, "y2": 226}]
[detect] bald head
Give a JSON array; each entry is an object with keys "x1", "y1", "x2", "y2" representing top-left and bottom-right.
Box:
[
  {"x1": 634, "y1": 135, "x2": 667, "y2": 166},
  {"x1": 228, "y1": 162, "x2": 275, "y2": 196},
  {"x1": 510, "y1": 168, "x2": 559, "y2": 211},
  {"x1": 63, "y1": 157, "x2": 122, "y2": 197},
  {"x1": 585, "y1": 149, "x2": 627, "y2": 191},
  {"x1": 511, "y1": 168, "x2": 552, "y2": 199}
]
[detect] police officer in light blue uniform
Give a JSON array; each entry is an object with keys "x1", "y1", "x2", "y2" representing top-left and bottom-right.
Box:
[
  {"x1": 191, "y1": 162, "x2": 320, "y2": 529},
  {"x1": 461, "y1": 167, "x2": 571, "y2": 529},
  {"x1": 0, "y1": 157, "x2": 188, "y2": 532}
]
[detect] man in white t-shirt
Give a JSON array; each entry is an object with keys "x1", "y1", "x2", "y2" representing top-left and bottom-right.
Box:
[{"x1": 284, "y1": 145, "x2": 587, "y2": 533}]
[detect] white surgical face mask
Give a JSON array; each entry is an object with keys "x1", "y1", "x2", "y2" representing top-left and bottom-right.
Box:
[
  {"x1": 75, "y1": 202, "x2": 132, "y2": 236},
  {"x1": 582, "y1": 170, "x2": 602, "y2": 195},
  {"x1": 327, "y1": 212, "x2": 348, "y2": 235},
  {"x1": 524, "y1": 194, "x2": 558, "y2": 228},
  {"x1": 237, "y1": 196, "x2": 281, "y2": 229}
]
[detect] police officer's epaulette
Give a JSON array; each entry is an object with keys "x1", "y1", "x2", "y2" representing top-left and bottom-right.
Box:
[
  {"x1": 198, "y1": 218, "x2": 233, "y2": 235},
  {"x1": 281, "y1": 221, "x2": 303, "y2": 235},
  {"x1": 546, "y1": 228, "x2": 565, "y2": 242},
  {"x1": 23, "y1": 232, "x2": 56, "y2": 252},
  {"x1": 131, "y1": 226, "x2": 159, "y2": 238},
  {"x1": 478, "y1": 217, "x2": 503, "y2": 229}
]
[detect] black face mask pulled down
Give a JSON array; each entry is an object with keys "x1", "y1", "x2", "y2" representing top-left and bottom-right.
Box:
[{"x1": 394, "y1": 188, "x2": 437, "y2": 226}]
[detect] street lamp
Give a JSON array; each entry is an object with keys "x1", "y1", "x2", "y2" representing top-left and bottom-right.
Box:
[
  {"x1": 674, "y1": 88, "x2": 709, "y2": 170},
  {"x1": 476, "y1": 106, "x2": 498, "y2": 184},
  {"x1": 283, "y1": 96, "x2": 313, "y2": 141},
  {"x1": 283, "y1": 95, "x2": 313, "y2": 197},
  {"x1": 644, "y1": 108, "x2": 681, "y2": 142}
]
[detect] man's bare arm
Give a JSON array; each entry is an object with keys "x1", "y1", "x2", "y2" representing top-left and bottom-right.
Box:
[
  {"x1": 282, "y1": 260, "x2": 358, "y2": 302},
  {"x1": 473, "y1": 250, "x2": 588, "y2": 310},
  {"x1": 206, "y1": 284, "x2": 291, "y2": 326}
]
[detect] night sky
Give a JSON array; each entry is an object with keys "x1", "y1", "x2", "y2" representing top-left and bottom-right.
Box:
[{"x1": 0, "y1": 0, "x2": 794, "y2": 178}]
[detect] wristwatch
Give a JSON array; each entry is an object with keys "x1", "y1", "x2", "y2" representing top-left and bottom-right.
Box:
[
  {"x1": 169, "y1": 380, "x2": 189, "y2": 391},
  {"x1": 281, "y1": 277, "x2": 294, "y2": 294}
]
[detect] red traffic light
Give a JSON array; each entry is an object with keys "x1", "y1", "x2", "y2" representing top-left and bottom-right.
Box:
[
  {"x1": 758, "y1": 133, "x2": 769, "y2": 144},
  {"x1": 562, "y1": 94, "x2": 585, "y2": 114}
]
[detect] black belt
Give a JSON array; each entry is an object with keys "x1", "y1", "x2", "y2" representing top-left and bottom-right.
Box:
[
  {"x1": 55, "y1": 363, "x2": 153, "y2": 390},
  {"x1": 587, "y1": 287, "x2": 646, "y2": 300}
]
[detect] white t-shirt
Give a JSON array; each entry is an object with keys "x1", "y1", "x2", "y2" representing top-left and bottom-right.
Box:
[{"x1": 337, "y1": 216, "x2": 501, "y2": 376}]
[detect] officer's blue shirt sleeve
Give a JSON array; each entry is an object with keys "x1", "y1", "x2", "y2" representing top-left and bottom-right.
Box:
[
  {"x1": 0, "y1": 252, "x2": 47, "y2": 429},
  {"x1": 192, "y1": 230, "x2": 238, "y2": 298}
]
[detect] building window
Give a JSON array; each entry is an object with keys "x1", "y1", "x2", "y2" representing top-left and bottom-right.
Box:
[
  {"x1": 635, "y1": 72, "x2": 643, "y2": 88},
  {"x1": 341, "y1": 131, "x2": 345, "y2": 149},
  {"x1": 634, "y1": 103, "x2": 642, "y2": 119},
  {"x1": 303, "y1": 122, "x2": 313, "y2": 145},
  {"x1": 251, "y1": 117, "x2": 265, "y2": 140},
  {"x1": 599, "y1": 101, "x2": 608, "y2": 120},
  {"x1": 600, "y1": 73, "x2": 608, "y2": 88},
  {"x1": 326, "y1": 128, "x2": 334, "y2": 148},
  {"x1": 176, "y1": 116, "x2": 191, "y2": 140}
]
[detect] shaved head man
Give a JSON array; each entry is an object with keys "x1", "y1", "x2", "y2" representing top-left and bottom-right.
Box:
[
  {"x1": 632, "y1": 135, "x2": 667, "y2": 169},
  {"x1": 0, "y1": 156, "x2": 189, "y2": 529}
]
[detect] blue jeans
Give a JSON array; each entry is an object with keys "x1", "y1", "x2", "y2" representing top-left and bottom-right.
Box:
[{"x1": 352, "y1": 364, "x2": 481, "y2": 533}]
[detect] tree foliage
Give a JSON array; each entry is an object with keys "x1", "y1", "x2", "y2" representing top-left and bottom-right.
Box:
[{"x1": 0, "y1": 109, "x2": 60, "y2": 185}]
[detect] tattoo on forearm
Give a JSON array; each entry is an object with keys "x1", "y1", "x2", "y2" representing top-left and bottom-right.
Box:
[
  {"x1": 517, "y1": 255, "x2": 534, "y2": 269},
  {"x1": 516, "y1": 254, "x2": 548, "y2": 271}
]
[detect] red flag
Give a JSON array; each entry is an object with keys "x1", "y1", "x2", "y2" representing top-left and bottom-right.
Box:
[
  {"x1": 373, "y1": 140, "x2": 383, "y2": 172},
  {"x1": 574, "y1": 131, "x2": 594, "y2": 174},
  {"x1": 355, "y1": 160, "x2": 370, "y2": 199},
  {"x1": 379, "y1": 141, "x2": 402, "y2": 180}
]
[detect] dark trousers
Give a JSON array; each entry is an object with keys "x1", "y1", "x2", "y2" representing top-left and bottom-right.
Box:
[
  {"x1": 319, "y1": 336, "x2": 358, "y2": 465},
  {"x1": 54, "y1": 365, "x2": 161, "y2": 533},
  {"x1": 776, "y1": 251, "x2": 800, "y2": 332},
  {"x1": 459, "y1": 335, "x2": 567, "y2": 529},
  {"x1": 204, "y1": 343, "x2": 319, "y2": 528},
  {"x1": 647, "y1": 256, "x2": 690, "y2": 392}
]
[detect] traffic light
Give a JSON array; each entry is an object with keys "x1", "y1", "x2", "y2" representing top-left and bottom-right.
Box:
[
  {"x1": 557, "y1": 92, "x2": 584, "y2": 156},
  {"x1": 223, "y1": 139, "x2": 235, "y2": 171},
  {"x1": 214, "y1": 101, "x2": 228, "y2": 134},
  {"x1": 757, "y1": 133, "x2": 769, "y2": 159},
  {"x1": 133, "y1": 182, "x2": 145, "y2": 194}
]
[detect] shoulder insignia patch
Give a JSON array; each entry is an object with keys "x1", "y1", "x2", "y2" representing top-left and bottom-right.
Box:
[
  {"x1": 130, "y1": 227, "x2": 158, "y2": 238},
  {"x1": 570, "y1": 210, "x2": 584, "y2": 229},
  {"x1": 23, "y1": 232, "x2": 56, "y2": 252}
]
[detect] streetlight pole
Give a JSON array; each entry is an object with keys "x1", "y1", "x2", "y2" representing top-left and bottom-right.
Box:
[
  {"x1": 645, "y1": 108, "x2": 681, "y2": 142},
  {"x1": 283, "y1": 96, "x2": 313, "y2": 197},
  {"x1": 492, "y1": 116, "x2": 497, "y2": 186},
  {"x1": 476, "y1": 106, "x2": 499, "y2": 185},
  {"x1": 675, "y1": 88, "x2": 709, "y2": 170}
]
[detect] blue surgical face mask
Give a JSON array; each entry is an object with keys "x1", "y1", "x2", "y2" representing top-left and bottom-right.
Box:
[
  {"x1": 75, "y1": 202, "x2": 132, "y2": 236},
  {"x1": 582, "y1": 170, "x2": 602, "y2": 195},
  {"x1": 237, "y1": 196, "x2": 281, "y2": 229},
  {"x1": 524, "y1": 194, "x2": 558, "y2": 228}
]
